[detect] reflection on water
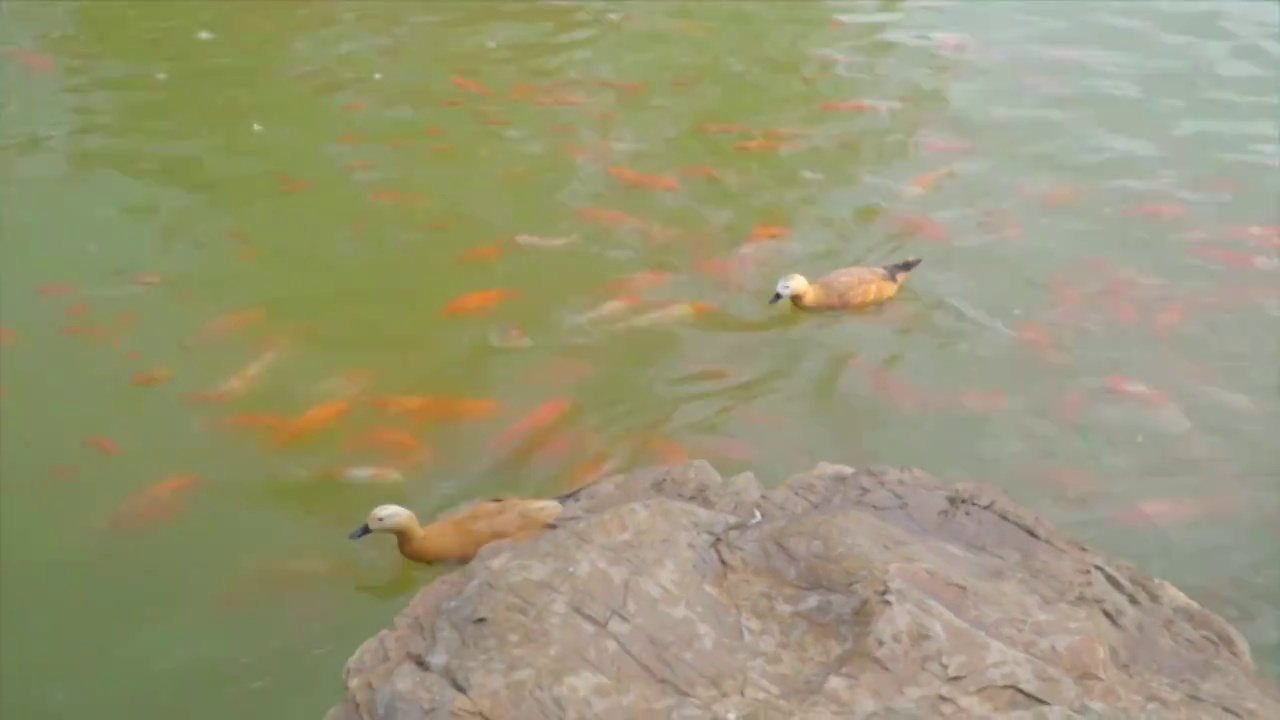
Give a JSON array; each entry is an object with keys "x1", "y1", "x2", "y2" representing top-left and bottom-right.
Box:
[{"x1": 1, "y1": 1, "x2": 1277, "y2": 718}]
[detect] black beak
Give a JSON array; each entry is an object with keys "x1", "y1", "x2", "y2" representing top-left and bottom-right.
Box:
[
  {"x1": 768, "y1": 292, "x2": 782, "y2": 305},
  {"x1": 348, "y1": 523, "x2": 372, "y2": 540}
]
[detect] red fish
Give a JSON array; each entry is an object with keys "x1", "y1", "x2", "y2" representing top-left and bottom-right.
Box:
[
  {"x1": 607, "y1": 166, "x2": 680, "y2": 192},
  {"x1": 190, "y1": 308, "x2": 266, "y2": 346},
  {"x1": 132, "y1": 368, "x2": 173, "y2": 387},
  {"x1": 576, "y1": 207, "x2": 643, "y2": 227},
  {"x1": 459, "y1": 244, "x2": 504, "y2": 262},
  {"x1": 747, "y1": 225, "x2": 790, "y2": 242},
  {"x1": 273, "y1": 399, "x2": 352, "y2": 445},
  {"x1": 440, "y1": 289, "x2": 515, "y2": 317},
  {"x1": 86, "y1": 435, "x2": 120, "y2": 456},
  {"x1": 491, "y1": 398, "x2": 573, "y2": 451},
  {"x1": 819, "y1": 98, "x2": 900, "y2": 112},
  {"x1": 1121, "y1": 204, "x2": 1186, "y2": 220},
  {"x1": 109, "y1": 475, "x2": 198, "y2": 532},
  {"x1": 6, "y1": 48, "x2": 54, "y2": 74},
  {"x1": 450, "y1": 74, "x2": 491, "y2": 95},
  {"x1": 368, "y1": 395, "x2": 500, "y2": 422}
]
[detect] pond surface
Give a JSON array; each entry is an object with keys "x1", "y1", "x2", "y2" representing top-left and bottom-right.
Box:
[{"x1": 1, "y1": 2, "x2": 1277, "y2": 717}]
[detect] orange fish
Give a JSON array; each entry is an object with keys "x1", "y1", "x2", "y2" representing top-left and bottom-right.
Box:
[
  {"x1": 450, "y1": 74, "x2": 491, "y2": 95},
  {"x1": 368, "y1": 395, "x2": 500, "y2": 422},
  {"x1": 132, "y1": 368, "x2": 173, "y2": 387},
  {"x1": 647, "y1": 436, "x2": 690, "y2": 465},
  {"x1": 887, "y1": 213, "x2": 948, "y2": 242},
  {"x1": 37, "y1": 283, "x2": 77, "y2": 296},
  {"x1": 1104, "y1": 375, "x2": 1168, "y2": 406},
  {"x1": 904, "y1": 165, "x2": 956, "y2": 196},
  {"x1": 699, "y1": 123, "x2": 750, "y2": 134},
  {"x1": 570, "y1": 295, "x2": 639, "y2": 324},
  {"x1": 85, "y1": 435, "x2": 120, "y2": 456},
  {"x1": 274, "y1": 399, "x2": 351, "y2": 444},
  {"x1": 109, "y1": 475, "x2": 197, "y2": 532},
  {"x1": 819, "y1": 98, "x2": 899, "y2": 112},
  {"x1": 567, "y1": 453, "x2": 623, "y2": 492},
  {"x1": 732, "y1": 137, "x2": 785, "y2": 152},
  {"x1": 491, "y1": 398, "x2": 573, "y2": 451},
  {"x1": 440, "y1": 289, "x2": 515, "y2": 317},
  {"x1": 747, "y1": 225, "x2": 789, "y2": 242},
  {"x1": 0, "y1": 326, "x2": 14, "y2": 346},
  {"x1": 188, "y1": 343, "x2": 286, "y2": 402},
  {"x1": 576, "y1": 207, "x2": 643, "y2": 227},
  {"x1": 614, "y1": 301, "x2": 714, "y2": 328},
  {"x1": 460, "y1": 244, "x2": 504, "y2": 262},
  {"x1": 606, "y1": 271, "x2": 673, "y2": 294},
  {"x1": 190, "y1": 307, "x2": 266, "y2": 346},
  {"x1": 607, "y1": 166, "x2": 680, "y2": 192}
]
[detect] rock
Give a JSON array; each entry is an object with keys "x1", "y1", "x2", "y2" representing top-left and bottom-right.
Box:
[{"x1": 325, "y1": 461, "x2": 1280, "y2": 719}]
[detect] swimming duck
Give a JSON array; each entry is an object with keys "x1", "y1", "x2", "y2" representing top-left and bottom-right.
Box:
[
  {"x1": 769, "y1": 257, "x2": 923, "y2": 311},
  {"x1": 347, "y1": 497, "x2": 564, "y2": 565}
]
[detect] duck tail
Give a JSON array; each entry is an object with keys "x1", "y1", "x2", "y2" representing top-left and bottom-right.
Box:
[{"x1": 882, "y1": 257, "x2": 923, "y2": 282}]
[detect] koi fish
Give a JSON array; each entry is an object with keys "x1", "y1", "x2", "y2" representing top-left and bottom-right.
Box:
[
  {"x1": 459, "y1": 244, "x2": 504, "y2": 262},
  {"x1": 132, "y1": 368, "x2": 173, "y2": 387},
  {"x1": 274, "y1": 399, "x2": 351, "y2": 444},
  {"x1": 189, "y1": 307, "x2": 266, "y2": 346},
  {"x1": 576, "y1": 207, "x2": 643, "y2": 227},
  {"x1": 0, "y1": 327, "x2": 14, "y2": 346},
  {"x1": 605, "y1": 271, "x2": 673, "y2": 294},
  {"x1": 450, "y1": 74, "x2": 491, "y2": 95},
  {"x1": 818, "y1": 98, "x2": 900, "y2": 112},
  {"x1": 903, "y1": 165, "x2": 956, "y2": 197},
  {"x1": 330, "y1": 466, "x2": 405, "y2": 484},
  {"x1": 747, "y1": 225, "x2": 789, "y2": 242},
  {"x1": 109, "y1": 475, "x2": 197, "y2": 532},
  {"x1": 607, "y1": 166, "x2": 680, "y2": 192},
  {"x1": 613, "y1": 301, "x2": 714, "y2": 328},
  {"x1": 732, "y1": 137, "x2": 786, "y2": 152},
  {"x1": 490, "y1": 398, "x2": 573, "y2": 452},
  {"x1": 368, "y1": 395, "x2": 500, "y2": 421},
  {"x1": 85, "y1": 435, "x2": 120, "y2": 456},
  {"x1": 699, "y1": 123, "x2": 751, "y2": 134},
  {"x1": 440, "y1": 289, "x2": 515, "y2": 317},
  {"x1": 188, "y1": 342, "x2": 286, "y2": 402},
  {"x1": 570, "y1": 296, "x2": 639, "y2": 324},
  {"x1": 513, "y1": 233, "x2": 578, "y2": 248}
]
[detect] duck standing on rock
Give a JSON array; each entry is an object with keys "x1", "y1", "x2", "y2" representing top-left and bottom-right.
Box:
[
  {"x1": 769, "y1": 257, "x2": 923, "y2": 311},
  {"x1": 348, "y1": 497, "x2": 565, "y2": 565}
]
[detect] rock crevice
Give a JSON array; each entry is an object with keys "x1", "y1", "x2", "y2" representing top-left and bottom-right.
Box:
[{"x1": 325, "y1": 461, "x2": 1279, "y2": 719}]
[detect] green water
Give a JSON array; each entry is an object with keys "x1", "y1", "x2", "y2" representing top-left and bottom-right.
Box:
[{"x1": 2, "y1": 2, "x2": 1277, "y2": 717}]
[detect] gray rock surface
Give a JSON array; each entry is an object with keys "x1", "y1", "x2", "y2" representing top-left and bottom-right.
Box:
[{"x1": 324, "y1": 461, "x2": 1280, "y2": 719}]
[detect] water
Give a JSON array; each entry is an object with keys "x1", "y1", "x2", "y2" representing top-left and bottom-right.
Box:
[{"x1": 1, "y1": 2, "x2": 1277, "y2": 717}]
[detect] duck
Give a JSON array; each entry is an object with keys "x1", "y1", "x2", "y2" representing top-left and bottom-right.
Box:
[
  {"x1": 769, "y1": 257, "x2": 923, "y2": 311},
  {"x1": 347, "y1": 497, "x2": 565, "y2": 565}
]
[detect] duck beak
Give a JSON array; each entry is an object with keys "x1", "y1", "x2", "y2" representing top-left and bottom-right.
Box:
[
  {"x1": 348, "y1": 523, "x2": 372, "y2": 540},
  {"x1": 768, "y1": 292, "x2": 782, "y2": 305}
]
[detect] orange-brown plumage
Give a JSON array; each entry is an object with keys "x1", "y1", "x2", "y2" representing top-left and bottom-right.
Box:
[
  {"x1": 769, "y1": 257, "x2": 923, "y2": 311},
  {"x1": 348, "y1": 498, "x2": 563, "y2": 565}
]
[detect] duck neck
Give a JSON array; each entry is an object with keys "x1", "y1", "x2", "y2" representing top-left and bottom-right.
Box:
[{"x1": 393, "y1": 524, "x2": 425, "y2": 552}]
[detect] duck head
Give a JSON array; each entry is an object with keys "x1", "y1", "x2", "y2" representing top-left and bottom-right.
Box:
[
  {"x1": 770, "y1": 274, "x2": 810, "y2": 304},
  {"x1": 349, "y1": 503, "x2": 419, "y2": 539}
]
